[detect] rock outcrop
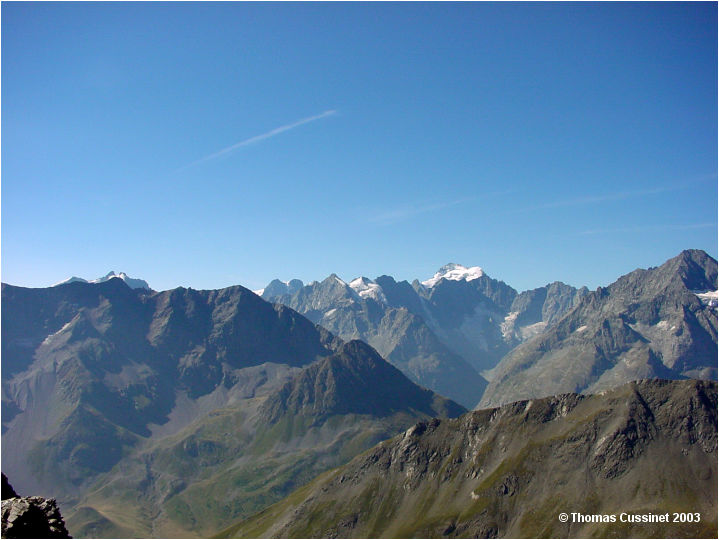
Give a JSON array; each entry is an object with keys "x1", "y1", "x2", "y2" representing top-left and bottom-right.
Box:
[{"x1": 1, "y1": 474, "x2": 71, "y2": 538}]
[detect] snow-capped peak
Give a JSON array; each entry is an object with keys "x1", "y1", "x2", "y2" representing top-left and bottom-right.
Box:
[
  {"x1": 349, "y1": 277, "x2": 387, "y2": 304},
  {"x1": 54, "y1": 271, "x2": 151, "y2": 290},
  {"x1": 52, "y1": 276, "x2": 88, "y2": 287},
  {"x1": 90, "y1": 271, "x2": 150, "y2": 290},
  {"x1": 421, "y1": 263, "x2": 484, "y2": 288}
]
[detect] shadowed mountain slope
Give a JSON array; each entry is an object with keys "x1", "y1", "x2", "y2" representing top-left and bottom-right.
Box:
[
  {"x1": 2, "y1": 279, "x2": 463, "y2": 537},
  {"x1": 260, "y1": 339, "x2": 465, "y2": 424}
]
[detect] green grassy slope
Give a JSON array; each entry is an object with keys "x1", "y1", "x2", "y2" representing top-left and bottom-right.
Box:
[{"x1": 220, "y1": 379, "x2": 717, "y2": 539}]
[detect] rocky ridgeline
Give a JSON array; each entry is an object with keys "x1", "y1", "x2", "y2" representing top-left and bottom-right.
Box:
[
  {"x1": 1, "y1": 474, "x2": 71, "y2": 538},
  {"x1": 221, "y1": 379, "x2": 717, "y2": 538}
]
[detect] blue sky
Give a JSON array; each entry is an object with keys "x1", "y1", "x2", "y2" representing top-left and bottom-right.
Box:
[{"x1": 2, "y1": 2, "x2": 717, "y2": 293}]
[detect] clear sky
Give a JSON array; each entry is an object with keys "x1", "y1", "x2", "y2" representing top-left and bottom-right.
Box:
[{"x1": 2, "y1": 2, "x2": 717, "y2": 293}]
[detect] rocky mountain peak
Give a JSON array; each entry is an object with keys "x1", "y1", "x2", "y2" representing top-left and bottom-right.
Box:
[
  {"x1": 259, "y1": 339, "x2": 465, "y2": 424},
  {"x1": 348, "y1": 277, "x2": 387, "y2": 303},
  {"x1": 258, "y1": 278, "x2": 304, "y2": 298}
]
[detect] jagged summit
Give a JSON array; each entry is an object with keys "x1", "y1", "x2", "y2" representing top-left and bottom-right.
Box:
[
  {"x1": 255, "y1": 278, "x2": 303, "y2": 298},
  {"x1": 53, "y1": 271, "x2": 150, "y2": 290},
  {"x1": 421, "y1": 263, "x2": 485, "y2": 288},
  {"x1": 258, "y1": 263, "x2": 490, "y2": 304}
]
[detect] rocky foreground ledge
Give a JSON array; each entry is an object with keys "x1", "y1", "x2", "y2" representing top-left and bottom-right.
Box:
[{"x1": 1, "y1": 473, "x2": 71, "y2": 539}]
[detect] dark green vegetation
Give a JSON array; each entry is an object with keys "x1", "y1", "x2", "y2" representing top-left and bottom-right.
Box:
[
  {"x1": 481, "y1": 249, "x2": 718, "y2": 407},
  {"x1": 1, "y1": 281, "x2": 463, "y2": 537},
  {"x1": 221, "y1": 379, "x2": 717, "y2": 539}
]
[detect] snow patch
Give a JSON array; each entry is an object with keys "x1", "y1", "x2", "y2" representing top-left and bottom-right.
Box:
[
  {"x1": 421, "y1": 263, "x2": 484, "y2": 288},
  {"x1": 693, "y1": 290, "x2": 718, "y2": 308},
  {"x1": 575, "y1": 325, "x2": 587, "y2": 333},
  {"x1": 52, "y1": 276, "x2": 87, "y2": 287},
  {"x1": 519, "y1": 321, "x2": 547, "y2": 340},
  {"x1": 41, "y1": 320, "x2": 74, "y2": 345},
  {"x1": 324, "y1": 308, "x2": 337, "y2": 317},
  {"x1": 500, "y1": 311, "x2": 519, "y2": 339},
  {"x1": 349, "y1": 277, "x2": 387, "y2": 303}
]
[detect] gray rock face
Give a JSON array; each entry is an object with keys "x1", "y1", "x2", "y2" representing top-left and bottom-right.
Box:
[
  {"x1": 508, "y1": 281, "x2": 589, "y2": 330},
  {"x1": 1, "y1": 474, "x2": 71, "y2": 539},
  {"x1": 480, "y1": 250, "x2": 718, "y2": 408},
  {"x1": 222, "y1": 379, "x2": 717, "y2": 539},
  {"x1": 260, "y1": 279, "x2": 303, "y2": 298}
]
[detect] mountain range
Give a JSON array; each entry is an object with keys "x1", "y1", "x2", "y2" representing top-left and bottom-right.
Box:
[
  {"x1": 481, "y1": 249, "x2": 718, "y2": 407},
  {"x1": 259, "y1": 251, "x2": 716, "y2": 410},
  {"x1": 259, "y1": 264, "x2": 589, "y2": 408},
  {"x1": 2, "y1": 249, "x2": 717, "y2": 538},
  {"x1": 1, "y1": 279, "x2": 462, "y2": 537}
]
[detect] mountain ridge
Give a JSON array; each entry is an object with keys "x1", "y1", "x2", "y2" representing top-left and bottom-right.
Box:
[{"x1": 220, "y1": 378, "x2": 717, "y2": 539}]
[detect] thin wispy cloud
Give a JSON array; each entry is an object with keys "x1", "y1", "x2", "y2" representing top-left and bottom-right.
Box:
[
  {"x1": 177, "y1": 109, "x2": 337, "y2": 171},
  {"x1": 367, "y1": 198, "x2": 472, "y2": 225},
  {"x1": 533, "y1": 185, "x2": 680, "y2": 211},
  {"x1": 365, "y1": 190, "x2": 518, "y2": 226},
  {"x1": 575, "y1": 222, "x2": 715, "y2": 236}
]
